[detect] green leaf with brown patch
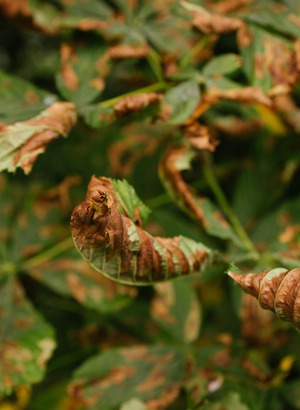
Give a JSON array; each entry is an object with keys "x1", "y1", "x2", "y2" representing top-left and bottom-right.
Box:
[
  {"x1": 151, "y1": 278, "x2": 201, "y2": 343},
  {"x1": 68, "y1": 345, "x2": 186, "y2": 409},
  {"x1": 0, "y1": 101, "x2": 77, "y2": 174},
  {"x1": 238, "y1": 25, "x2": 300, "y2": 93},
  {"x1": 56, "y1": 43, "x2": 110, "y2": 107},
  {"x1": 0, "y1": 70, "x2": 58, "y2": 125},
  {"x1": 0, "y1": 278, "x2": 56, "y2": 396},
  {"x1": 28, "y1": 248, "x2": 136, "y2": 313}
]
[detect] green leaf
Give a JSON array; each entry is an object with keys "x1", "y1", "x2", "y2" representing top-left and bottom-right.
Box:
[
  {"x1": 203, "y1": 54, "x2": 242, "y2": 77},
  {"x1": 28, "y1": 248, "x2": 135, "y2": 313},
  {"x1": 151, "y1": 278, "x2": 201, "y2": 342},
  {"x1": 112, "y1": 179, "x2": 151, "y2": 226},
  {"x1": 201, "y1": 391, "x2": 249, "y2": 410},
  {"x1": 0, "y1": 278, "x2": 56, "y2": 396},
  {"x1": 164, "y1": 80, "x2": 200, "y2": 124},
  {"x1": 0, "y1": 70, "x2": 57, "y2": 124},
  {"x1": 79, "y1": 105, "x2": 116, "y2": 128},
  {"x1": 69, "y1": 345, "x2": 186, "y2": 409},
  {"x1": 56, "y1": 42, "x2": 109, "y2": 107}
]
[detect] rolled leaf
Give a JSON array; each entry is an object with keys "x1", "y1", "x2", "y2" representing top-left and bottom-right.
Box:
[{"x1": 70, "y1": 176, "x2": 216, "y2": 285}]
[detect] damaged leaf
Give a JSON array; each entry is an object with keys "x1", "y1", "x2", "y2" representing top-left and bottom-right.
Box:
[
  {"x1": 56, "y1": 43, "x2": 109, "y2": 107},
  {"x1": 114, "y1": 93, "x2": 162, "y2": 117},
  {"x1": 70, "y1": 176, "x2": 216, "y2": 285},
  {"x1": 159, "y1": 145, "x2": 242, "y2": 246},
  {"x1": 151, "y1": 278, "x2": 201, "y2": 342},
  {"x1": 0, "y1": 70, "x2": 57, "y2": 124},
  {"x1": 0, "y1": 102, "x2": 77, "y2": 174},
  {"x1": 0, "y1": 278, "x2": 56, "y2": 395},
  {"x1": 68, "y1": 345, "x2": 186, "y2": 409},
  {"x1": 228, "y1": 267, "x2": 300, "y2": 332}
]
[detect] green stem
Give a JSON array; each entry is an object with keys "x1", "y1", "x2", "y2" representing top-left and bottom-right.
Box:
[
  {"x1": 147, "y1": 47, "x2": 163, "y2": 81},
  {"x1": 22, "y1": 237, "x2": 74, "y2": 271},
  {"x1": 203, "y1": 154, "x2": 260, "y2": 260},
  {"x1": 100, "y1": 81, "x2": 169, "y2": 108},
  {"x1": 180, "y1": 35, "x2": 211, "y2": 69}
]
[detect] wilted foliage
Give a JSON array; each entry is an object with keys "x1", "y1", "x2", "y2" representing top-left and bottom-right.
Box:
[{"x1": 1, "y1": 1, "x2": 300, "y2": 409}]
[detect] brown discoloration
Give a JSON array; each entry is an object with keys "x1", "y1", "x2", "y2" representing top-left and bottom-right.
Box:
[
  {"x1": 146, "y1": 385, "x2": 181, "y2": 410},
  {"x1": 9, "y1": 102, "x2": 77, "y2": 174},
  {"x1": 114, "y1": 93, "x2": 162, "y2": 117},
  {"x1": 229, "y1": 269, "x2": 300, "y2": 330},
  {"x1": 192, "y1": 9, "x2": 243, "y2": 34},
  {"x1": 206, "y1": 86, "x2": 271, "y2": 106},
  {"x1": 184, "y1": 122, "x2": 217, "y2": 152},
  {"x1": 108, "y1": 44, "x2": 149, "y2": 60},
  {"x1": 206, "y1": 0, "x2": 255, "y2": 14},
  {"x1": 60, "y1": 44, "x2": 79, "y2": 91},
  {"x1": 71, "y1": 176, "x2": 212, "y2": 284}
]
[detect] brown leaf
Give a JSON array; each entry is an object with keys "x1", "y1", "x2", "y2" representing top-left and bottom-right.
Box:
[
  {"x1": 183, "y1": 122, "x2": 218, "y2": 152},
  {"x1": 1, "y1": 102, "x2": 77, "y2": 174},
  {"x1": 114, "y1": 93, "x2": 162, "y2": 117},
  {"x1": 205, "y1": 86, "x2": 272, "y2": 106},
  {"x1": 229, "y1": 268, "x2": 300, "y2": 331},
  {"x1": 206, "y1": 0, "x2": 255, "y2": 14},
  {"x1": 192, "y1": 8, "x2": 243, "y2": 34},
  {"x1": 108, "y1": 44, "x2": 149, "y2": 60}
]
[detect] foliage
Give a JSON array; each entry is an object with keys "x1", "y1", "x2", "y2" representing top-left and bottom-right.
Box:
[{"x1": 0, "y1": 0, "x2": 300, "y2": 409}]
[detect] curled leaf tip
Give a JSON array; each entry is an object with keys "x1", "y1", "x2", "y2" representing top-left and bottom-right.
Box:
[{"x1": 229, "y1": 267, "x2": 300, "y2": 331}]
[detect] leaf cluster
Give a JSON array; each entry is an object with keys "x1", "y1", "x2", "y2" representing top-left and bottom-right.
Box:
[{"x1": 1, "y1": 0, "x2": 300, "y2": 409}]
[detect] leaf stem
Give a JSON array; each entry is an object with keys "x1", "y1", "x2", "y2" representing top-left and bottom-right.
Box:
[
  {"x1": 100, "y1": 81, "x2": 169, "y2": 108},
  {"x1": 203, "y1": 154, "x2": 260, "y2": 260},
  {"x1": 22, "y1": 237, "x2": 74, "y2": 271},
  {"x1": 180, "y1": 35, "x2": 211, "y2": 69}
]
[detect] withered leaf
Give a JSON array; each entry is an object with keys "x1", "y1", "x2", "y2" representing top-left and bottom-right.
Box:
[
  {"x1": 183, "y1": 122, "x2": 217, "y2": 152},
  {"x1": 0, "y1": 102, "x2": 77, "y2": 174},
  {"x1": 191, "y1": 6, "x2": 243, "y2": 34},
  {"x1": 205, "y1": 86, "x2": 271, "y2": 106},
  {"x1": 159, "y1": 145, "x2": 242, "y2": 246},
  {"x1": 0, "y1": 278, "x2": 56, "y2": 395},
  {"x1": 114, "y1": 93, "x2": 162, "y2": 117},
  {"x1": 71, "y1": 176, "x2": 216, "y2": 285},
  {"x1": 229, "y1": 268, "x2": 300, "y2": 332}
]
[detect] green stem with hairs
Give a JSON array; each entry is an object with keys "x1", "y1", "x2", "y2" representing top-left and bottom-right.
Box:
[{"x1": 203, "y1": 154, "x2": 260, "y2": 260}]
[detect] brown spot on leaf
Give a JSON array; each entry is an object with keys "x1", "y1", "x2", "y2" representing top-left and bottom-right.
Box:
[
  {"x1": 192, "y1": 9, "x2": 243, "y2": 34},
  {"x1": 108, "y1": 44, "x2": 149, "y2": 60},
  {"x1": 60, "y1": 43, "x2": 79, "y2": 91}
]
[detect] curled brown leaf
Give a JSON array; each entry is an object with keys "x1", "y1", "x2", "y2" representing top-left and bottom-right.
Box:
[
  {"x1": 205, "y1": 87, "x2": 272, "y2": 106},
  {"x1": 114, "y1": 93, "x2": 162, "y2": 117},
  {"x1": 192, "y1": 8, "x2": 243, "y2": 34},
  {"x1": 183, "y1": 122, "x2": 218, "y2": 152}
]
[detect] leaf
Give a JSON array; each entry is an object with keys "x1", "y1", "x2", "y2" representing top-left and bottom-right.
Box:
[
  {"x1": 164, "y1": 80, "x2": 201, "y2": 124},
  {"x1": 0, "y1": 278, "x2": 56, "y2": 395},
  {"x1": 238, "y1": 25, "x2": 300, "y2": 93},
  {"x1": 228, "y1": 267, "x2": 300, "y2": 331},
  {"x1": 159, "y1": 145, "x2": 243, "y2": 246},
  {"x1": 114, "y1": 93, "x2": 162, "y2": 117},
  {"x1": 68, "y1": 345, "x2": 186, "y2": 409},
  {"x1": 250, "y1": 195, "x2": 300, "y2": 266},
  {"x1": 112, "y1": 179, "x2": 151, "y2": 226},
  {"x1": 200, "y1": 391, "x2": 249, "y2": 410},
  {"x1": 28, "y1": 248, "x2": 135, "y2": 314},
  {"x1": 56, "y1": 43, "x2": 110, "y2": 107},
  {"x1": 79, "y1": 105, "x2": 116, "y2": 128},
  {"x1": 203, "y1": 54, "x2": 242, "y2": 77},
  {"x1": 0, "y1": 102, "x2": 77, "y2": 174},
  {"x1": 0, "y1": 70, "x2": 58, "y2": 124},
  {"x1": 151, "y1": 278, "x2": 201, "y2": 342},
  {"x1": 71, "y1": 176, "x2": 216, "y2": 285}
]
